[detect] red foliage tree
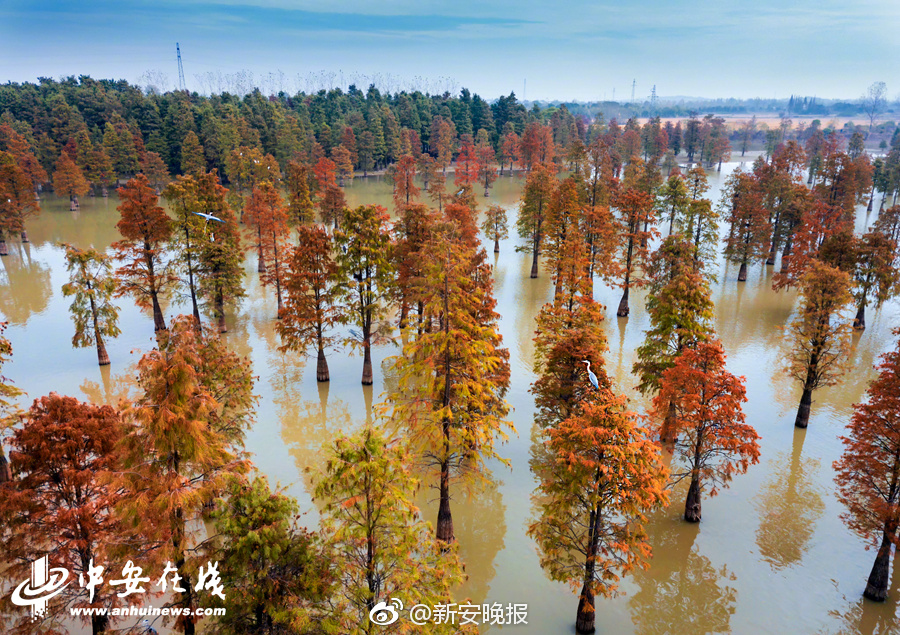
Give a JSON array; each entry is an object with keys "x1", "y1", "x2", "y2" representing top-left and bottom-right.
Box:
[
  {"x1": 520, "y1": 122, "x2": 555, "y2": 170},
  {"x1": 612, "y1": 188, "x2": 656, "y2": 316},
  {"x1": 0, "y1": 151, "x2": 39, "y2": 255},
  {"x1": 387, "y1": 154, "x2": 419, "y2": 211},
  {"x1": 454, "y1": 134, "x2": 480, "y2": 189},
  {"x1": 476, "y1": 138, "x2": 498, "y2": 196},
  {"x1": 499, "y1": 129, "x2": 520, "y2": 175},
  {"x1": 113, "y1": 174, "x2": 175, "y2": 331},
  {"x1": 655, "y1": 341, "x2": 760, "y2": 522},
  {"x1": 246, "y1": 182, "x2": 290, "y2": 315},
  {"x1": 53, "y1": 151, "x2": 90, "y2": 210},
  {"x1": 0, "y1": 394, "x2": 127, "y2": 635},
  {"x1": 834, "y1": 332, "x2": 900, "y2": 601},
  {"x1": 278, "y1": 225, "x2": 344, "y2": 381}
]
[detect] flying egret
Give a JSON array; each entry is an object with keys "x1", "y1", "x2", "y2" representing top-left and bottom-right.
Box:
[
  {"x1": 582, "y1": 360, "x2": 599, "y2": 390},
  {"x1": 192, "y1": 211, "x2": 224, "y2": 223}
]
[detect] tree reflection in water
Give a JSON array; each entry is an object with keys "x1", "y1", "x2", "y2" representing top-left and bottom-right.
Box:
[
  {"x1": 826, "y1": 561, "x2": 900, "y2": 635},
  {"x1": 0, "y1": 244, "x2": 52, "y2": 324},
  {"x1": 755, "y1": 427, "x2": 825, "y2": 570},
  {"x1": 630, "y1": 497, "x2": 738, "y2": 635},
  {"x1": 79, "y1": 363, "x2": 138, "y2": 406},
  {"x1": 413, "y1": 470, "x2": 506, "y2": 607}
]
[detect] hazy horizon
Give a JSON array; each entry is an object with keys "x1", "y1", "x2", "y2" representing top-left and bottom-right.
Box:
[{"x1": 2, "y1": 0, "x2": 898, "y2": 101}]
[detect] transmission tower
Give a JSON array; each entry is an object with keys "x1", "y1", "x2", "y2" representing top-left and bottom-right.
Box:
[
  {"x1": 650, "y1": 85, "x2": 658, "y2": 114},
  {"x1": 631, "y1": 79, "x2": 636, "y2": 104},
  {"x1": 176, "y1": 43, "x2": 186, "y2": 92}
]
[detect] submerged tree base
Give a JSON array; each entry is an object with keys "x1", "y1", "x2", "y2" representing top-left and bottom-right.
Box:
[{"x1": 316, "y1": 349, "x2": 330, "y2": 382}]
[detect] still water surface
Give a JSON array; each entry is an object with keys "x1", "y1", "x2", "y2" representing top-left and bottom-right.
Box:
[{"x1": 2, "y1": 161, "x2": 900, "y2": 634}]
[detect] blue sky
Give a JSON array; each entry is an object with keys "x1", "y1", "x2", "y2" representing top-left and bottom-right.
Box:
[{"x1": 1, "y1": 0, "x2": 898, "y2": 100}]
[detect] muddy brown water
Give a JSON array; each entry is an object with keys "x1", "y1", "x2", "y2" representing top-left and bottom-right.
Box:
[{"x1": 1, "y1": 162, "x2": 899, "y2": 634}]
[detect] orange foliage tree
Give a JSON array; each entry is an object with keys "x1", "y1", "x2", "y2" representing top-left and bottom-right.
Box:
[
  {"x1": 454, "y1": 134, "x2": 480, "y2": 189},
  {"x1": 520, "y1": 121, "x2": 555, "y2": 170},
  {"x1": 0, "y1": 124, "x2": 46, "y2": 194},
  {"x1": 721, "y1": 170, "x2": 771, "y2": 281},
  {"x1": 774, "y1": 197, "x2": 849, "y2": 290},
  {"x1": 0, "y1": 151, "x2": 39, "y2": 255},
  {"x1": 499, "y1": 128, "x2": 520, "y2": 175},
  {"x1": 0, "y1": 394, "x2": 127, "y2": 635},
  {"x1": 532, "y1": 290, "x2": 608, "y2": 430},
  {"x1": 834, "y1": 332, "x2": 900, "y2": 601},
  {"x1": 528, "y1": 393, "x2": 669, "y2": 634},
  {"x1": 476, "y1": 137, "x2": 498, "y2": 196},
  {"x1": 117, "y1": 317, "x2": 254, "y2": 635},
  {"x1": 612, "y1": 187, "x2": 656, "y2": 316},
  {"x1": 245, "y1": 183, "x2": 290, "y2": 315},
  {"x1": 113, "y1": 174, "x2": 175, "y2": 331},
  {"x1": 392, "y1": 203, "x2": 437, "y2": 330},
  {"x1": 0, "y1": 125, "x2": 45, "y2": 242},
  {"x1": 387, "y1": 154, "x2": 419, "y2": 211},
  {"x1": 386, "y1": 219, "x2": 511, "y2": 543},
  {"x1": 331, "y1": 144, "x2": 354, "y2": 186},
  {"x1": 53, "y1": 151, "x2": 90, "y2": 210},
  {"x1": 850, "y1": 230, "x2": 899, "y2": 330},
  {"x1": 432, "y1": 116, "x2": 456, "y2": 174},
  {"x1": 654, "y1": 340, "x2": 760, "y2": 522},
  {"x1": 277, "y1": 225, "x2": 344, "y2": 382},
  {"x1": 785, "y1": 260, "x2": 854, "y2": 428}
]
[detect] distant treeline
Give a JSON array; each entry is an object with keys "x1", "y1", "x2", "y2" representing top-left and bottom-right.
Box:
[
  {"x1": 545, "y1": 94, "x2": 898, "y2": 121},
  {"x1": 0, "y1": 77, "x2": 896, "y2": 193}
]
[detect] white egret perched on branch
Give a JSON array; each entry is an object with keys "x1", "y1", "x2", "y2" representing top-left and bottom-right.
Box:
[{"x1": 582, "y1": 360, "x2": 599, "y2": 390}]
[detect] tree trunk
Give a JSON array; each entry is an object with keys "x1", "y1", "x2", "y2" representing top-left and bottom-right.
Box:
[
  {"x1": 575, "y1": 583, "x2": 596, "y2": 633},
  {"x1": 91, "y1": 612, "x2": 109, "y2": 635},
  {"x1": 854, "y1": 301, "x2": 866, "y2": 330},
  {"x1": 780, "y1": 237, "x2": 793, "y2": 274},
  {"x1": 795, "y1": 385, "x2": 813, "y2": 428},
  {"x1": 766, "y1": 239, "x2": 778, "y2": 266},
  {"x1": 216, "y1": 292, "x2": 227, "y2": 333},
  {"x1": 660, "y1": 398, "x2": 678, "y2": 444},
  {"x1": 0, "y1": 237, "x2": 7, "y2": 256},
  {"x1": 867, "y1": 190, "x2": 875, "y2": 212},
  {"x1": 89, "y1": 292, "x2": 110, "y2": 366},
  {"x1": 316, "y1": 344, "x2": 330, "y2": 382},
  {"x1": 184, "y1": 230, "x2": 201, "y2": 329},
  {"x1": 494, "y1": 237, "x2": 500, "y2": 253},
  {"x1": 151, "y1": 292, "x2": 167, "y2": 331},
  {"x1": 436, "y1": 455, "x2": 454, "y2": 543},
  {"x1": 96, "y1": 336, "x2": 110, "y2": 366},
  {"x1": 173, "y1": 506, "x2": 197, "y2": 635},
  {"x1": 738, "y1": 261, "x2": 748, "y2": 282},
  {"x1": 361, "y1": 340, "x2": 373, "y2": 385},
  {"x1": 530, "y1": 235, "x2": 540, "y2": 278},
  {"x1": 0, "y1": 449, "x2": 10, "y2": 482},
  {"x1": 684, "y1": 471, "x2": 702, "y2": 522},
  {"x1": 863, "y1": 528, "x2": 894, "y2": 601},
  {"x1": 20, "y1": 230, "x2": 28, "y2": 243},
  {"x1": 617, "y1": 285, "x2": 630, "y2": 317}
]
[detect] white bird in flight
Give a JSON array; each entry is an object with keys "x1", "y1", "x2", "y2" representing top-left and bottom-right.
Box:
[{"x1": 192, "y1": 211, "x2": 224, "y2": 223}]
